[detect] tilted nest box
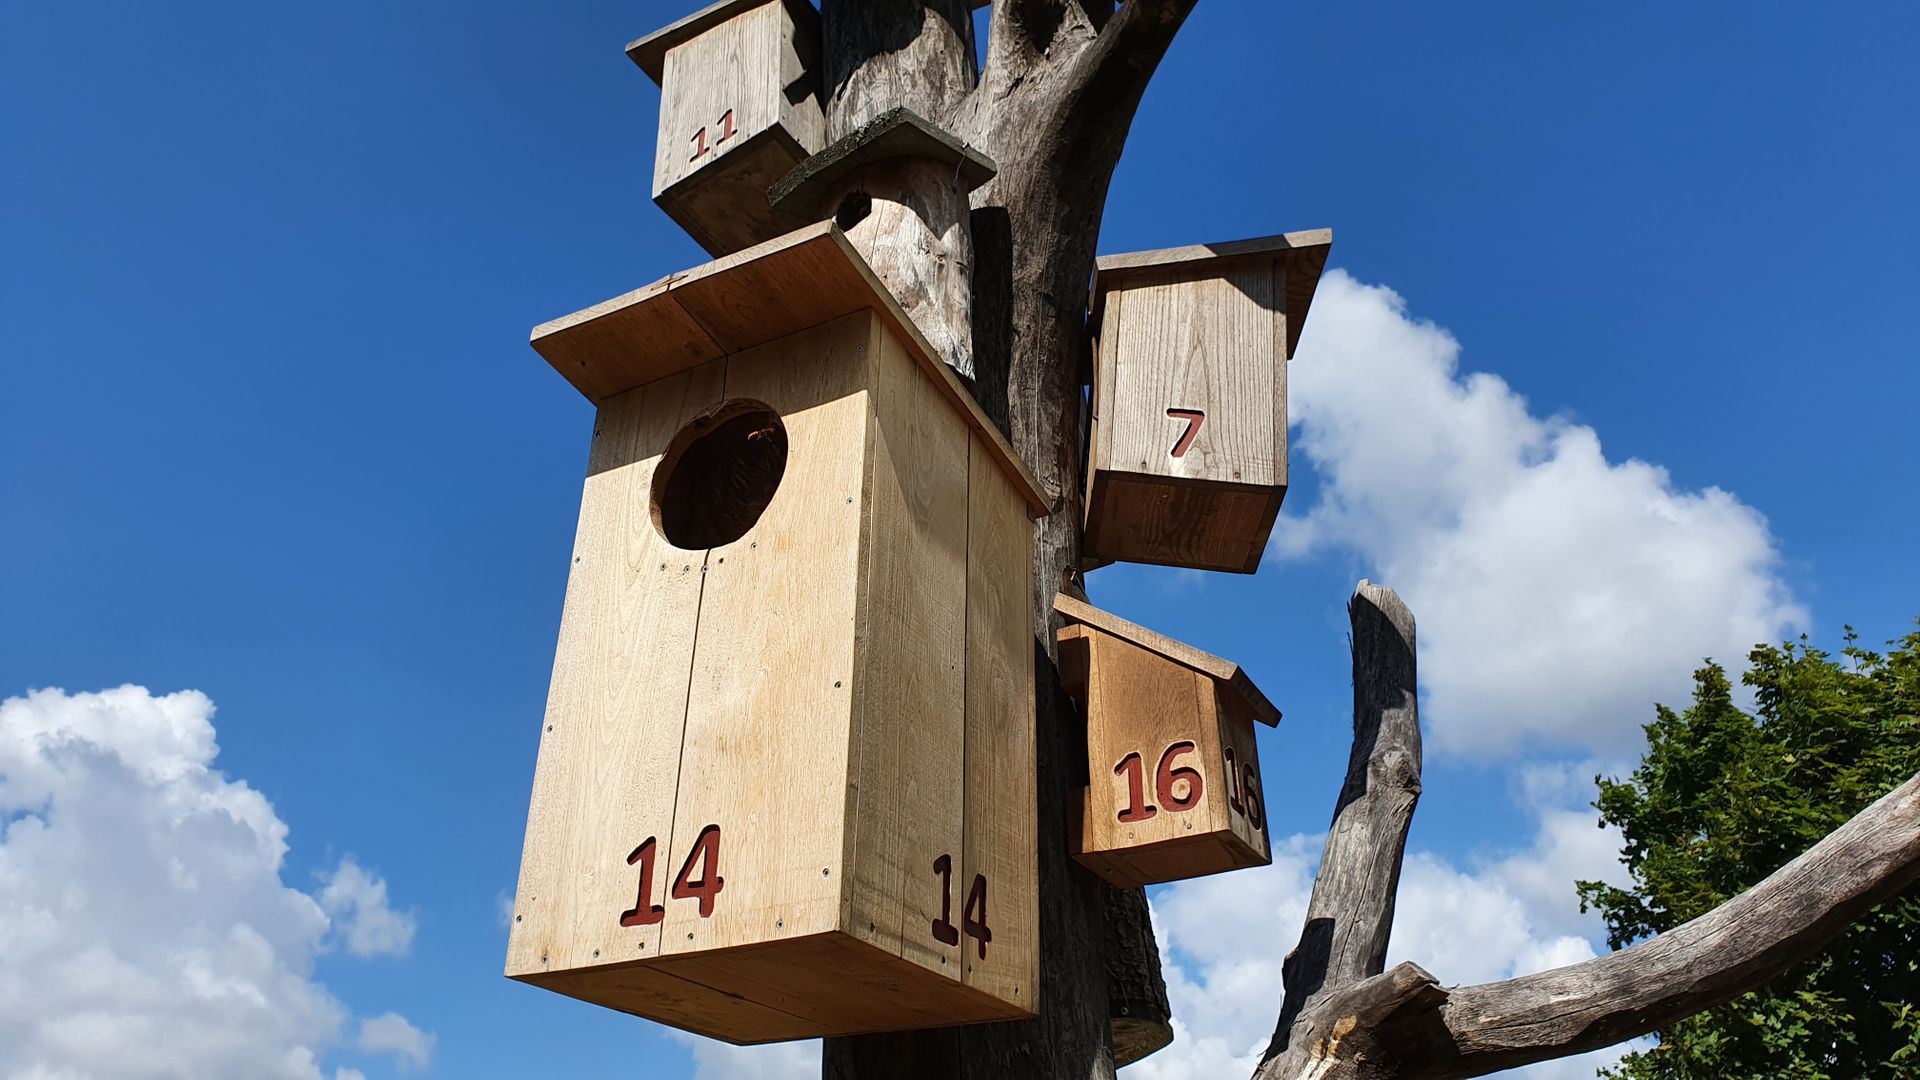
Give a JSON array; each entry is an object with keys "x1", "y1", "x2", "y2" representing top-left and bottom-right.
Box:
[
  {"x1": 1056, "y1": 594, "x2": 1280, "y2": 888},
  {"x1": 1083, "y1": 229, "x2": 1333, "y2": 574},
  {"x1": 505, "y1": 223, "x2": 1051, "y2": 1043},
  {"x1": 628, "y1": 0, "x2": 827, "y2": 257}
]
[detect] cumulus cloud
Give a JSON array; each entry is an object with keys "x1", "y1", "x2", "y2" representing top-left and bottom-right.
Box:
[
  {"x1": 318, "y1": 857, "x2": 415, "y2": 958},
  {"x1": 0, "y1": 686, "x2": 430, "y2": 1079},
  {"x1": 1276, "y1": 271, "x2": 1806, "y2": 756},
  {"x1": 356, "y1": 1011, "x2": 435, "y2": 1071},
  {"x1": 1126, "y1": 780, "x2": 1636, "y2": 1079},
  {"x1": 670, "y1": 1033, "x2": 819, "y2": 1080}
]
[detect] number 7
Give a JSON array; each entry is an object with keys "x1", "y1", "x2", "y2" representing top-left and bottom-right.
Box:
[{"x1": 1167, "y1": 408, "x2": 1205, "y2": 457}]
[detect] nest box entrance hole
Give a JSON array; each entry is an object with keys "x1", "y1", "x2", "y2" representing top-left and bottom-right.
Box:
[{"x1": 651, "y1": 399, "x2": 789, "y2": 550}]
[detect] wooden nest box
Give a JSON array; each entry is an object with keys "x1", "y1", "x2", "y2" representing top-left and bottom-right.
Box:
[
  {"x1": 505, "y1": 223, "x2": 1051, "y2": 1043},
  {"x1": 1083, "y1": 229, "x2": 1333, "y2": 574},
  {"x1": 628, "y1": 0, "x2": 826, "y2": 256},
  {"x1": 1056, "y1": 594, "x2": 1280, "y2": 888}
]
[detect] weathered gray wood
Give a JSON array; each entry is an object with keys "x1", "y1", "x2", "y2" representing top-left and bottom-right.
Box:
[
  {"x1": 769, "y1": 106, "x2": 997, "y2": 215},
  {"x1": 1268, "y1": 581, "x2": 1422, "y2": 1058},
  {"x1": 1257, "y1": 768, "x2": 1920, "y2": 1079}
]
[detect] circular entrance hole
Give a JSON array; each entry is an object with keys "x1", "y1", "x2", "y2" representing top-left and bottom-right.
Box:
[{"x1": 651, "y1": 400, "x2": 788, "y2": 550}]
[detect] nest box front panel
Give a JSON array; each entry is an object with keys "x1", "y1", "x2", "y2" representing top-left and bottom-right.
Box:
[
  {"x1": 1064, "y1": 628, "x2": 1271, "y2": 888},
  {"x1": 652, "y1": 1, "x2": 824, "y2": 256},
  {"x1": 506, "y1": 358, "x2": 727, "y2": 981},
  {"x1": 1086, "y1": 260, "x2": 1291, "y2": 573}
]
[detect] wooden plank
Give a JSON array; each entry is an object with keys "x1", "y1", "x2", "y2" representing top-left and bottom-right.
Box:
[
  {"x1": 660, "y1": 314, "x2": 871, "y2": 962},
  {"x1": 516, "y1": 960, "x2": 819, "y2": 1045},
  {"x1": 529, "y1": 223, "x2": 1052, "y2": 518},
  {"x1": 505, "y1": 360, "x2": 726, "y2": 979},
  {"x1": 960, "y1": 434, "x2": 1039, "y2": 1012},
  {"x1": 1103, "y1": 261, "x2": 1282, "y2": 490},
  {"x1": 1090, "y1": 228, "x2": 1333, "y2": 321},
  {"x1": 842, "y1": 314, "x2": 971, "y2": 985},
  {"x1": 1083, "y1": 471, "x2": 1282, "y2": 575},
  {"x1": 1076, "y1": 633, "x2": 1218, "y2": 859},
  {"x1": 626, "y1": 0, "x2": 820, "y2": 85},
  {"x1": 528, "y1": 273, "x2": 722, "y2": 404},
  {"x1": 1214, "y1": 684, "x2": 1271, "y2": 863},
  {"x1": 769, "y1": 106, "x2": 997, "y2": 218},
  {"x1": 1054, "y1": 592, "x2": 1279, "y2": 727}
]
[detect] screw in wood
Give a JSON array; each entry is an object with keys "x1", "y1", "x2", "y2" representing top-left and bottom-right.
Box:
[
  {"x1": 514, "y1": 914, "x2": 522, "y2": 923},
  {"x1": 592, "y1": 949, "x2": 600, "y2": 958},
  {"x1": 686, "y1": 932, "x2": 694, "y2": 940}
]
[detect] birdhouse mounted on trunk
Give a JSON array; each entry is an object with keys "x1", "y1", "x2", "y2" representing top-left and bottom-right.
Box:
[
  {"x1": 505, "y1": 223, "x2": 1050, "y2": 1043},
  {"x1": 1055, "y1": 593, "x2": 1280, "y2": 888},
  {"x1": 628, "y1": 0, "x2": 826, "y2": 256},
  {"x1": 1083, "y1": 229, "x2": 1333, "y2": 574}
]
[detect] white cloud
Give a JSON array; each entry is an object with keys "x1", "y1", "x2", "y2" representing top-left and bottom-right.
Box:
[
  {"x1": 671, "y1": 1034, "x2": 819, "y2": 1080},
  {"x1": 318, "y1": 857, "x2": 415, "y2": 958},
  {"x1": 0, "y1": 685, "x2": 430, "y2": 1079},
  {"x1": 1277, "y1": 271, "x2": 1806, "y2": 757},
  {"x1": 356, "y1": 1011, "x2": 435, "y2": 1071},
  {"x1": 1127, "y1": 775, "x2": 1636, "y2": 1079}
]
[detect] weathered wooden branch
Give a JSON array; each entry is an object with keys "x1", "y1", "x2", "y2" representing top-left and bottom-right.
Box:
[
  {"x1": 1257, "y1": 601, "x2": 1920, "y2": 1080},
  {"x1": 1268, "y1": 581, "x2": 1422, "y2": 1057}
]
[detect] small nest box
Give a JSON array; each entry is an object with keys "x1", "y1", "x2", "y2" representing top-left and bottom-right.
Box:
[
  {"x1": 1056, "y1": 594, "x2": 1280, "y2": 888},
  {"x1": 1083, "y1": 229, "x2": 1333, "y2": 574},
  {"x1": 628, "y1": 0, "x2": 826, "y2": 256},
  {"x1": 506, "y1": 224, "x2": 1051, "y2": 1043}
]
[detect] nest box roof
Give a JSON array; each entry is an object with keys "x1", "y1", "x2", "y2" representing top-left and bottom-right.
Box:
[
  {"x1": 1091, "y1": 228, "x2": 1334, "y2": 359},
  {"x1": 529, "y1": 221, "x2": 1050, "y2": 518},
  {"x1": 1055, "y1": 593, "x2": 1281, "y2": 727},
  {"x1": 625, "y1": 0, "x2": 820, "y2": 84},
  {"x1": 769, "y1": 108, "x2": 997, "y2": 218}
]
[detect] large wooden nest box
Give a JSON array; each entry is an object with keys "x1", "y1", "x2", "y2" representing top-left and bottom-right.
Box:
[
  {"x1": 1055, "y1": 593, "x2": 1280, "y2": 888},
  {"x1": 506, "y1": 222, "x2": 1051, "y2": 1043},
  {"x1": 1083, "y1": 229, "x2": 1333, "y2": 574},
  {"x1": 628, "y1": 0, "x2": 826, "y2": 256}
]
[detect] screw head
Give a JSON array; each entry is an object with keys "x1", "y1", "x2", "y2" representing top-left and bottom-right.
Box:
[{"x1": 514, "y1": 914, "x2": 522, "y2": 923}]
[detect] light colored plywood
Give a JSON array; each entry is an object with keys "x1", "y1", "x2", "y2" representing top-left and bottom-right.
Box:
[
  {"x1": 531, "y1": 223, "x2": 1050, "y2": 518},
  {"x1": 1103, "y1": 263, "x2": 1283, "y2": 490},
  {"x1": 661, "y1": 314, "x2": 873, "y2": 960},
  {"x1": 842, "y1": 313, "x2": 971, "y2": 982},
  {"x1": 960, "y1": 434, "x2": 1038, "y2": 1011},
  {"x1": 506, "y1": 360, "x2": 727, "y2": 979}
]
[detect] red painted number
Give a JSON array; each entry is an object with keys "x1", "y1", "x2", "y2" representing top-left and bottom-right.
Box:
[
  {"x1": 1114, "y1": 751, "x2": 1159, "y2": 823},
  {"x1": 1167, "y1": 408, "x2": 1206, "y2": 457},
  {"x1": 1224, "y1": 746, "x2": 1246, "y2": 815},
  {"x1": 1155, "y1": 741, "x2": 1205, "y2": 811},
  {"x1": 689, "y1": 108, "x2": 737, "y2": 163},
  {"x1": 619, "y1": 837, "x2": 666, "y2": 927},
  {"x1": 930, "y1": 854, "x2": 961, "y2": 946},
  {"x1": 962, "y1": 873, "x2": 992, "y2": 960},
  {"x1": 931, "y1": 854, "x2": 991, "y2": 959},
  {"x1": 671, "y1": 824, "x2": 726, "y2": 918},
  {"x1": 620, "y1": 826, "x2": 724, "y2": 926},
  {"x1": 716, "y1": 108, "x2": 737, "y2": 145},
  {"x1": 689, "y1": 125, "x2": 709, "y2": 162}
]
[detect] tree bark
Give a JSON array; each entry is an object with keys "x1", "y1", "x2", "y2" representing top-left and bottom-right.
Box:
[{"x1": 1269, "y1": 582, "x2": 1422, "y2": 1056}]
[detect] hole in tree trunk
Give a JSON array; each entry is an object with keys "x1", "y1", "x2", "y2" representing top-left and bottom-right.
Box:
[{"x1": 835, "y1": 190, "x2": 872, "y2": 231}]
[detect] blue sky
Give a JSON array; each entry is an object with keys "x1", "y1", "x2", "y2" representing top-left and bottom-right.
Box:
[{"x1": 3, "y1": 2, "x2": 1916, "y2": 1077}]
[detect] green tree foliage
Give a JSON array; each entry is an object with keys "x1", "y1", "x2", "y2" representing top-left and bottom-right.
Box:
[{"x1": 1578, "y1": 626, "x2": 1920, "y2": 1079}]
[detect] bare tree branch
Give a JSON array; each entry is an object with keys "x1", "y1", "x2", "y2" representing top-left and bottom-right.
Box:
[
  {"x1": 1258, "y1": 769, "x2": 1920, "y2": 1079},
  {"x1": 1268, "y1": 581, "x2": 1422, "y2": 1055}
]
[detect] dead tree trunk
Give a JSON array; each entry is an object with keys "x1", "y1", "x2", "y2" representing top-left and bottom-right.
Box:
[
  {"x1": 1257, "y1": 586, "x2": 1920, "y2": 1080},
  {"x1": 816, "y1": 2, "x2": 1198, "y2": 1077}
]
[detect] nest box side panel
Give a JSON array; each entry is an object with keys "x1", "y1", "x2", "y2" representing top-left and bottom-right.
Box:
[
  {"x1": 655, "y1": 317, "x2": 869, "y2": 993},
  {"x1": 1105, "y1": 263, "x2": 1285, "y2": 491},
  {"x1": 1215, "y1": 686, "x2": 1271, "y2": 865},
  {"x1": 1084, "y1": 472, "x2": 1280, "y2": 574},
  {"x1": 652, "y1": 2, "x2": 824, "y2": 256},
  {"x1": 959, "y1": 432, "x2": 1040, "y2": 1014},
  {"x1": 839, "y1": 316, "x2": 972, "y2": 1006},
  {"x1": 506, "y1": 359, "x2": 725, "y2": 980}
]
